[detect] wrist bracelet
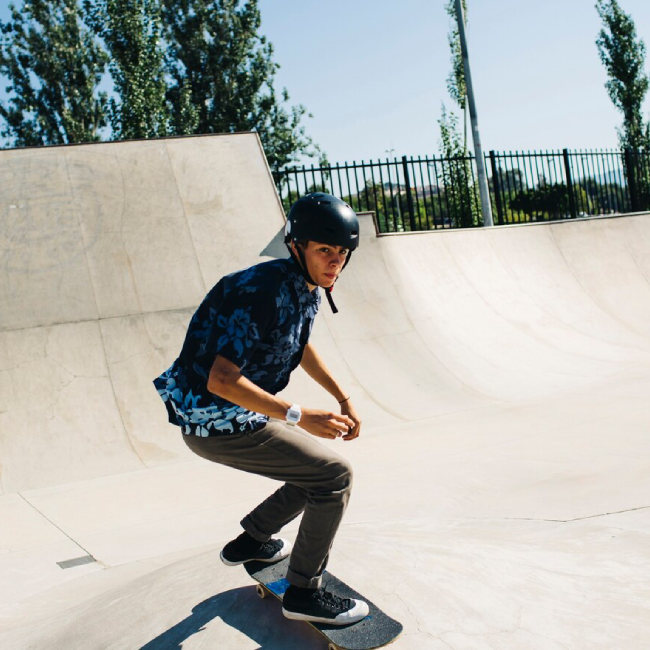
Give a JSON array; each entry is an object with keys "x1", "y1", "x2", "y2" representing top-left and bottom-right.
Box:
[{"x1": 338, "y1": 396, "x2": 350, "y2": 404}]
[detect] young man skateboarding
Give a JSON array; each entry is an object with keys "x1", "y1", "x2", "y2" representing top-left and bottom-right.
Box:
[{"x1": 154, "y1": 193, "x2": 369, "y2": 625}]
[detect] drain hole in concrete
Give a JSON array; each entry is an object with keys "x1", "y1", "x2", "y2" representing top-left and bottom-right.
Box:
[{"x1": 57, "y1": 555, "x2": 97, "y2": 569}]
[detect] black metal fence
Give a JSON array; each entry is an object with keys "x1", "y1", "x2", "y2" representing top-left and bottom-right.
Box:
[{"x1": 273, "y1": 148, "x2": 650, "y2": 232}]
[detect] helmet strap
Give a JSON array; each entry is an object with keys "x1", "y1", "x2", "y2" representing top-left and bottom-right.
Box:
[
  {"x1": 286, "y1": 242, "x2": 351, "y2": 315},
  {"x1": 325, "y1": 287, "x2": 338, "y2": 314},
  {"x1": 286, "y1": 242, "x2": 317, "y2": 286}
]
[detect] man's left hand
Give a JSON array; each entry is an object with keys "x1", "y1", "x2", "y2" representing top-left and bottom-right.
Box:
[{"x1": 340, "y1": 398, "x2": 361, "y2": 441}]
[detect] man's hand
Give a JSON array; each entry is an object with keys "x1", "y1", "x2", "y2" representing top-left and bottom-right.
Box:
[
  {"x1": 340, "y1": 399, "x2": 362, "y2": 441},
  {"x1": 300, "y1": 409, "x2": 355, "y2": 440}
]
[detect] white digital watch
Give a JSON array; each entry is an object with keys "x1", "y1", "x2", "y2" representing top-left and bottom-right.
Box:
[{"x1": 285, "y1": 404, "x2": 302, "y2": 427}]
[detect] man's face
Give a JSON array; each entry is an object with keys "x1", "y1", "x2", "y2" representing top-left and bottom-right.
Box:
[{"x1": 294, "y1": 241, "x2": 350, "y2": 289}]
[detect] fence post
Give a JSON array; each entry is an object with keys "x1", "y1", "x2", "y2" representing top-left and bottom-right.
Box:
[
  {"x1": 488, "y1": 151, "x2": 504, "y2": 225},
  {"x1": 562, "y1": 149, "x2": 578, "y2": 219},
  {"x1": 624, "y1": 147, "x2": 639, "y2": 212},
  {"x1": 402, "y1": 155, "x2": 417, "y2": 231}
]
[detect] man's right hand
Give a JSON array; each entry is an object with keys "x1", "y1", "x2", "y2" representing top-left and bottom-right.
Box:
[
  {"x1": 208, "y1": 356, "x2": 355, "y2": 440},
  {"x1": 300, "y1": 409, "x2": 355, "y2": 440}
]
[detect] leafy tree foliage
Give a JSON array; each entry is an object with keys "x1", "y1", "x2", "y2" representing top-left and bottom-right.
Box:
[
  {"x1": 445, "y1": 1, "x2": 466, "y2": 108},
  {"x1": 84, "y1": 0, "x2": 169, "y2": 139},
  {"x1": 444, "y1": 0, "x2": 468, "y2": 139},
  {"x1": 438, "y1": 105, "x2": 479, "y2": 227},
  {"x1": 1, "y1": 0, "x2": 320, "y2": 167},
  {"x1": 510, "y1": 183, "x2": 590, "y2": 221},
  {"x1": 490, "y1": 167, "x2": 524, "y2": 194},
  {"x1": 437, "y1": 0, "x2": 479, "y2": 227},
  {"x1": 160, "y1": 0, "x2": 322, "y2": 170},
  {"x1": 579, "y1": 176, "x2": 627, "y2": 213},
  {"x1": 596, "y1": 0, "x2": 650, "y2": 150},
  {"x1": 0, "y1": 0, "x2": 108, "y2": 146}
]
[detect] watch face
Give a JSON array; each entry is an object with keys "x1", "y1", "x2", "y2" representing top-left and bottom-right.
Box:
[{"x1": 287, "y1": 406, "x2": 301, "y2": 424}]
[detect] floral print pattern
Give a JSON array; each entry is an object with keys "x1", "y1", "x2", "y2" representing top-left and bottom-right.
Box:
[{"x1": 153, "y1": 258, "x2": 320, "y2": 436}]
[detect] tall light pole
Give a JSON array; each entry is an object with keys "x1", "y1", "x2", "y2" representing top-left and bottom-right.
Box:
[
  {"x1": 385, "y1": 147, "x2": 401, "y2": 223},
  {"x1": 454, "y1": 0, "x2": 493, "y2": 227}
]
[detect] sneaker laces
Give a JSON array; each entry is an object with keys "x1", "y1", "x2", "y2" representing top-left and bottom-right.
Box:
[
  {"x1": 315, "y1": 588, "x2": 352, "y2": 613},
  {"x1": 259, "y1": 539, "x2": 282, "y2": 554}
]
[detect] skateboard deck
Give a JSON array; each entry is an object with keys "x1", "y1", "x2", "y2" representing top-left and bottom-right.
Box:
[{"x1": 245, "y1": 558, "x2": 403, "y2": 650}]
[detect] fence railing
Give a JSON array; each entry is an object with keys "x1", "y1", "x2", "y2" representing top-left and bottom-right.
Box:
[{"x1": 273, "y1": 148, "x2": 650, "y2": 233}]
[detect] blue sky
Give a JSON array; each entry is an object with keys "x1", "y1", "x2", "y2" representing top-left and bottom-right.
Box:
[
  {"x1": 258, "y1": 0, "x2": 650, "y2": 163},
  {"x1": 2, "y1": 0, "x2": 650, "y2": 164}
]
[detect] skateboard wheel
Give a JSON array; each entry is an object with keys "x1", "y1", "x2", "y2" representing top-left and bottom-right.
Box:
[{"x1": 256, "y1": 584, "x2": 268, "y2": 599}]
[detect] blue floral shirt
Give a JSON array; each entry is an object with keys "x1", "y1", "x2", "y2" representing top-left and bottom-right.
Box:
[{"x1": 153, "y1": 258, "x2": 320, "y2": 436}]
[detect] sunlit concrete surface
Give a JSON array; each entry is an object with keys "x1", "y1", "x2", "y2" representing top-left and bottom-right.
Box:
[{"x1": 1, "y1": 133, "x2": 649, "y2": 649}]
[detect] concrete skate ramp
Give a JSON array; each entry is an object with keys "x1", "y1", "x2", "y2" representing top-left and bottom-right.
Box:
[
  {"x1": 1, "y1": 134, "x2": 650, "y2": 649},
  {"x1": 0, "y1": 134, "x2": 289, "y2": 493}
]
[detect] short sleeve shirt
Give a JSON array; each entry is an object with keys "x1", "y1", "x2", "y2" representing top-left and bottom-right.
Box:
[{"x1": 153, "y1": 258, "x2": 320, "y2": 436}]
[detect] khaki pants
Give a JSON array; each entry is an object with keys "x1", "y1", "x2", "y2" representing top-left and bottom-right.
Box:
[{"x1": 183, "y1": 419, "x2": 353, "y2": 589}]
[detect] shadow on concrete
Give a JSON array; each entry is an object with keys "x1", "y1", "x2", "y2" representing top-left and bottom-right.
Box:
[
  {"x1": 139, "y1": 586, "x2": 320, "y2": 649},
  {"x1": 260, "y1": 227, "x2": 288, "y2": 260}
]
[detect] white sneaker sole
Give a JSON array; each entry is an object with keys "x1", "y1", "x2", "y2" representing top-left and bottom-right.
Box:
[
  {"x1": 282, "y1": 598, "x2": 370, "y2": 625},
  {"x1": 220, "y1": 538, "x2": 292, "y2": 566}
]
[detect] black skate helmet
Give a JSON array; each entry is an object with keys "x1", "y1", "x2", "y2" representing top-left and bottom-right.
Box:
[{"x1": 284, "y1": 193, "x2": 360, "y2": 313}]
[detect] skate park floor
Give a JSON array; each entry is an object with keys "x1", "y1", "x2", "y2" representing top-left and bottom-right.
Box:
[{"x1": 1, "y1": 134, "x2": 649, "y2": 649}]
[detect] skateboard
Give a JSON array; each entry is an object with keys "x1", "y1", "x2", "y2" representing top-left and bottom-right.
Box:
[{"x1": 245, "y1": 558, "x2": 403, "y2": 650}]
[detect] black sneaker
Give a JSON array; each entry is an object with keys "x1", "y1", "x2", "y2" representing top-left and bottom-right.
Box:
[
  {"x1": 282, "y1": 585, "x2": 370, "y2": 625},
  {"x1": 220, "y1": 533, "x2": 292, "y2": 566}
]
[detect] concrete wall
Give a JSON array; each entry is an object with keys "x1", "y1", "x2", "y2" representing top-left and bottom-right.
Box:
[
  {"x1": 2, "y1": 134, "x2": 649, "y2": 496},
  {"x1": 0, "y1": 134, "x2": 286, "y2": 493}
]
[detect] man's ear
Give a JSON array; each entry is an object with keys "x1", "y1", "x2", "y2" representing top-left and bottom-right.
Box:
[{"x1": 291, "y1": 241, "x2": 308, "y2": 255}]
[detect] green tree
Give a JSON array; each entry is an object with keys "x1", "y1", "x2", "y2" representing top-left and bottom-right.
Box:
[
  {"x1": 0, "y1": 0, "x2": 108, "y2": 146},
  {"x1": 84, "y1": 0, "x2": 169, "y2": 139},
  {"x1": 493, "y1": 167, "x2": 524, "y2": 194},
  {"x1": 510, "y1": 183, "x2": 590, "y2": 221},
  {"x1": 1, "y1": 0, "x2": 321, "y2": 168},
  {"x1": 438, "y1": 0, "x2": 479, "y2": 228},
  {"x1": 438, "y1": 105, "x2": 479, "y2": 228},
  {"x1": 343, "y1": 180, "x2": 402, "y2": 233},
  {"x1": 579, "y1": 177, "x2": 626, "y2": 213},
  {"x1": 444, "y1": 0, "x2": 468, "y2": 147},
  {"x1": 160, "y1": 0, "x2": 322, "y2": 169},
  {"x1": 596, "y1": 0, "x2": 650, "y2": 151},
  {"x1": 275, "y1": 176, "x2": 331, "y2": 214}
]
